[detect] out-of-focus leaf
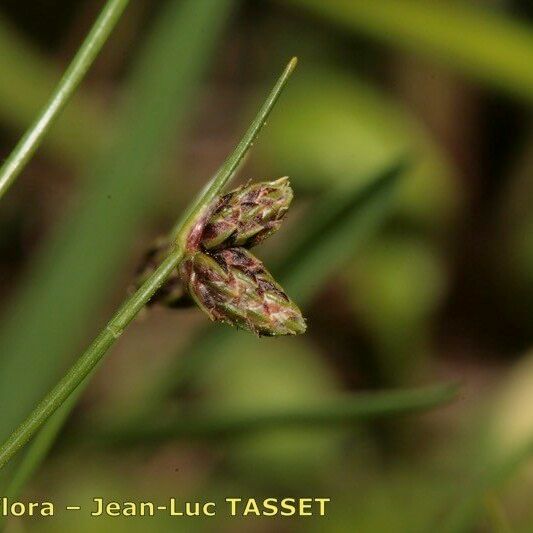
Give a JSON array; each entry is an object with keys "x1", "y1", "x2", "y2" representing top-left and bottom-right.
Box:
[
  {"x1": 343, "y1": 234, "x2": 447, "y2": 383},
  {"x1": 278, "y1": 161, "x2": 406, "y2": 303},
  {"x1": 0, "y1": 0, "x2": 234, "y2": 477},
  {"x1": 307, "y1": 469, "x2": 451, "y2": 533},
  {"x1": 99, "y1": 381, "x2": 458, "y2": 443},
  {"x1": 3, "y1": 385, "x2": 84, "y2": 499},
  {"x1": 0, "y1": 14, "x2": 104, "y2": 164},
  {"x1": 496, "y1": 130, "x2": 533, "y2": 322},
  {"x1": 442, "y1": 437, "x2": 533, "y2": 533},
  {"x1": 92, "y1": 336, "x2": 454, "y2": 490},
  {"x1": 489, "y1": 351, "x2": 533, "y2": 462},
  {"x1": 254, "y1": 65, "x2": 459, "y2": 231},
  {"x1": 441, "y1": 351, "x2": 533, "y2": 532},
  {"x1": 284, "y1": 0, "x2": 533, "y2": 103},
  {"x1": 190, "y1": 335, "x2": 342, "y2": 487}
]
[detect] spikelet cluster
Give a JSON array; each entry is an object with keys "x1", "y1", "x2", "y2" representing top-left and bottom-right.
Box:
[{"x1": 138, "y1": 178, "x2": 306, "y2": 336}]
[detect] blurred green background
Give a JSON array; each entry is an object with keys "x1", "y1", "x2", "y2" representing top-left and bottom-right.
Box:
[{"x1": 0, "y1": 0, "x2": 532, "y2": 531}]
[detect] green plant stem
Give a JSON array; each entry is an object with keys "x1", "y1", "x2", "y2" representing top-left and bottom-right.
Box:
[
  {"x1": 96, "y1": 382, "x2": 458, "y2": 444},
  {"x1": 0, "y1": 0, "x2": 130, "y2": 200},
  {"x1": 0, "y1": 57, "x2": 297, "y2": 471},
  {"x1": 0, "y1": 0, "x2": 235, "y2": 498},
  {"x1": 0, "y1": 0, "x2": 234, "y2": 452},
  {"x1": 0, "y1": 14, "x2": 104, "y2": 164},
  {"x1": 173, "y1": 57, "x2": 298, "y2": 245},
  {"x1": 2, "y1": 385, "x2": 87, "y2": 501},
  {"x1": 0, "y1": 251, "x2": 180, "y2": 470}
]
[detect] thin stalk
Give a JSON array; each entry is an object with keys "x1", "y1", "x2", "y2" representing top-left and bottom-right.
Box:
[
  {"x1": 0, "y1": 0, "x2": 130, "y2": 200},
  {"x1": 0, "y1": 251, "x2": 180, "y2": 470},
  {"x1": 96, "y1": 382, "x2": 458, "y2": 444},
  {"x1": 2, "y1": 384, "x2": 87, "y2": 500},
  {"x1": 172, "y1": 56, "x2": 298, "y2": 244},
  {"x1": 0, "y1": 58, "x2": 297, "y2": 470}
]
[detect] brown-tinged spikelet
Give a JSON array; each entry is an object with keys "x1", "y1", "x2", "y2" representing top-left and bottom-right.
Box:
[
  {"x1": 180, "y1": 248, "x2": 306, "y2": 336},
  {"x1": 200, "y1": 177, "x2": 293, "y2": 250},
  {"x1": 135, "y1": 178, "x2": 306, "y2": 336}
]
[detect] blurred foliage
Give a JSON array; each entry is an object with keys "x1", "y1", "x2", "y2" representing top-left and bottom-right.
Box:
[
  {"x1": 496, "y1": 131, "x2": 533, "y2": 323},
  {"x1": 285, "y1": 0, "x2": 533, "y2": 103},
  {"x1": 277, "y1": 162, "x2": 406, "y2": 303},
  {"x1": 255, "y1": 64, "x2": 459, "y2": 232},
  {"x1": 180, "y1": 335, "x2": 343, "y2": 488},
  {"x1": 0, "y1": 14, "x2": 103, "y2": 164},
  {"x1": 255, "y1": 63, "x2": 456, "y2": 388},
  {"x1": 343, "y1": 234, "x2": 447, "y2": 384}
]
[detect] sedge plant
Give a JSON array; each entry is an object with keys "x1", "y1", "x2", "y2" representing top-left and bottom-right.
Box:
[
  {"x1": 3, "y1": 156, "x2": 465, "y2": 502},
  {"x1": 0, "y1": 57, "x2": 298, "y2": 470}
]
